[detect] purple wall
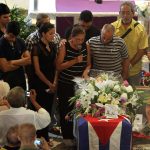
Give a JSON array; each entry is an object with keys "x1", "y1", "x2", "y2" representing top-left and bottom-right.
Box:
[
  {"x1": 93, "y1": 16, "x2": 117, "y2": 30},
  {"x1": 55, "y1": 0, "x2": 136, "y2": 38},
  {"x1": 56, "y1": 0, "x2": 134, "y2": 12},
  {"x1": 56, "y1": 17, "x2": 74, "y2": 38},
  {"x1": 56, "y1": 16, "x2": 118, "y2": 38}
]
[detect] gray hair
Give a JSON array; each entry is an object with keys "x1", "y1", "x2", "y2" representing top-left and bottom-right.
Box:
[
  {"x1": 71, "y1": 25, "x2": 85, "y2": 37},
  {"x1": 102, "y1": 24, "x2": 115, "y2": 34},
  {"x1": 120, "y1": 1, "x2": 135, "y2": 13},
  {"x1": 36, "y1": 13, "x2": 50, "y2": 28},
  {"x1": 0, "y1": 80, "x2": 10, "y2": 100},
  {"x1": 7, "y1": 86, "x2": 25, "y2": 108}
]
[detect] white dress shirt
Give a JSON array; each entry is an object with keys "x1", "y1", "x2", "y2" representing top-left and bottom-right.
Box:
[{"x1": 0, "y1": 107, "x2": 50, "y2": 146}]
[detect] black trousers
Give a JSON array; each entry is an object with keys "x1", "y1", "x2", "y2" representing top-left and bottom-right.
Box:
[
  {"x1": 35, "y1": 89, "x2": 54, "y2": 141},
  {"x1": 57, "y1": 81, "x2": 75, "y2": 139}
]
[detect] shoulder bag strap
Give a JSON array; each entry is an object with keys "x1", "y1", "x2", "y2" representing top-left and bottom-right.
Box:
[{"x1": 121, "y1": 22, "x2": 139, "y2": 39}]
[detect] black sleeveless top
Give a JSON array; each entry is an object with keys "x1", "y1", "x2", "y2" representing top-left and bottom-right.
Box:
[
  {"x1": 31, "y1": 40, "x2": 57, "y2": 89},
  {"x1": 59, "y1": 42, "x2": 87, "y2": 84}
]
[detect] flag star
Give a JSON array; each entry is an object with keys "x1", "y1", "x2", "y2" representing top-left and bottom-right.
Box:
[{"x1": 98, "y1": 119, "x2": 110, "y2": 122}]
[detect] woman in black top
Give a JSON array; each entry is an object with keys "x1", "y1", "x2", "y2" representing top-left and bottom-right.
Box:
[
  {"x1": 31, "y1": 23, "x2": 57, "y2": 140},
  {"x1": 56, "y1": 26, "x2": 91, "y2": 146}
]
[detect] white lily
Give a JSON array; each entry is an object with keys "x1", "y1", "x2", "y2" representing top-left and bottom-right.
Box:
[
  {"x1": 120, "y1": 93, "x2": 128, "y2": 100},
  {"x1": 125, "y1": 85, "x2": 133, "y2": 93},
  {"x1": 113, "y1": 84, "x2": 121, "y2": 92}
]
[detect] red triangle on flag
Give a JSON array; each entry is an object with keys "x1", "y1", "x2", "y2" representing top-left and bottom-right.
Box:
[{"x1": 84, "y1": 115, "x2": 124, "y2": 145}]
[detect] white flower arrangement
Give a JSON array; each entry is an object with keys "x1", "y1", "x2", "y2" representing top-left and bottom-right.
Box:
[
  {"x1": 136, "y1": 2, "x2": 150, "y2": 19},
  {"x1": 68, "y1": 72, "x2": 143, "y2": 119}
]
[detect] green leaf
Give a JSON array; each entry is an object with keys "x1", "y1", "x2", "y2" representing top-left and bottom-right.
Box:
[
  {"x1": 10, "y1": 7, "x2": 36, "y2": 39},
  {"x1": 68, "y1": 95, "x2": 80, "y2": 106}
]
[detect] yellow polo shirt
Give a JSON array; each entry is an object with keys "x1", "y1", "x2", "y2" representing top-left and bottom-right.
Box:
[{"x1": 112, "y1": 19, "x2": 148, "y2": 76}]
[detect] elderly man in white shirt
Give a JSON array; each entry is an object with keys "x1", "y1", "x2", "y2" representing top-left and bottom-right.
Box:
[{"x1": 0, "y1": 86, "x2": 50, "y2": 146}]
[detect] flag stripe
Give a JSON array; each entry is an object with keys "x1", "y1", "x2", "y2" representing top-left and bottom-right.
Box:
[
  {"x1": 78, "y1": 117, "x2": 89, "y2": 150},
  {"x1": 109, "y1": 121, "x2": 122, "y2": 150},
  {"x1": 120, "y1": 119, "x2": 132, "y2": 150},
  {"x1": 99, "y1": 141, "x2": 110, "y2": 150},
  {"x1": 77, "y1": 117, "x2": 132, "y2": 150},
  {"x1": 88, "y1": 122, "x2": 99, "y2": 150}
]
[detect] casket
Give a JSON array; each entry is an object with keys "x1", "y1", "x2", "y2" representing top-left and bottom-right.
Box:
[{"x1": 76, "y1": 115, "x2": 132, "y2": 150}]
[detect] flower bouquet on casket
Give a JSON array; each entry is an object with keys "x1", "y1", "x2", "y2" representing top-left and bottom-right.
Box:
[{"x1": 67, "y1": 70, "x2": 144, "y2": 120}]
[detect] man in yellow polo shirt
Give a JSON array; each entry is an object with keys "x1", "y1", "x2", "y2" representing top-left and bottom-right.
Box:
[{"x1": 112, "y1": 1, "x2": 148, "y2": 86}]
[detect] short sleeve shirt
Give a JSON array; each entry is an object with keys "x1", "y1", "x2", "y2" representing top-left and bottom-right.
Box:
[
  {"x1": 0, "y1": 36, "x2": 26, "y2": 88},
  {"x1": 112, "y1": 19, "x2": 148, "y2": 76}
]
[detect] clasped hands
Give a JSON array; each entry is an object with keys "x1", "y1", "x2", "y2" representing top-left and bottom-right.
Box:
[
  {"x1": 75, "y1": 54, "x2": 83, "y2": 63},
  {"x1": 47, "y1": 82, "x2": 57, "y2": 93}
]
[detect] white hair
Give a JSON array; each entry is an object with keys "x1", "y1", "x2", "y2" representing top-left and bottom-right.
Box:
[{"x1": 0, "y1": 80, "x2": 10, "y2": 100}]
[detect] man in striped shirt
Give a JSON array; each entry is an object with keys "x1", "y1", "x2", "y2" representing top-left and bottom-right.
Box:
[{"x1": 87, "y1": 24, "x2": 129, "y2": 80}]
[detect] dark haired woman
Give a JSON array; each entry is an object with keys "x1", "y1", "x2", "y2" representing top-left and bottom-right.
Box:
[
  {"x1": 56, "y1": 26, "x2": 91, "y2": 147},
  {"x1": 31, "y1": 23, "x2": 57, "y2": 140}
]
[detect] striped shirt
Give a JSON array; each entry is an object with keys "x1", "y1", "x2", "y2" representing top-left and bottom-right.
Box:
[
  {"x1": 59, "y1": 42, "x2": 87, "y2": 84},
  {"x1": 88, "y1": 36, "x2": 128, "y2": 74},
  {"x1": 25, "y1": 30, "x2": 60, "y2": 51}
]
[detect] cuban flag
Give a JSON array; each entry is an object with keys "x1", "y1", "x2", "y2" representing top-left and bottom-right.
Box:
[{"x1": 77, "y1": 115, "x2": 132, "y2": 150}]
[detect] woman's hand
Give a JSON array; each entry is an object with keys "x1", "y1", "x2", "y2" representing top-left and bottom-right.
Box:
[
  {"x1": 75, "y1": 54, "x2": 83, "y2": 63},
  {"x1": 82, "y1": 69, "x2": 90, "y2": 79},
  {"x1": 47, "y1": 82, "x2": 56, "y2": 93}
]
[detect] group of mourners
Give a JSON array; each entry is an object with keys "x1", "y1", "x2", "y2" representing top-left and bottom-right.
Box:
[{"x1": 0, "y1": 1, "x2": 149, "y2": 149}]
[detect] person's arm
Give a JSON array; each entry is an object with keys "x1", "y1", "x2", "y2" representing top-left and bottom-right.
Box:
[
  {"x1": 82, "y1": 43, "x2": 92, "y2": 78},
  {"x1": 21, "y1": 50, "x2": 31, "y2": 58},
  {"x1": 29, "y1": 89, "x2": 51, "y2": 130},
  {"x1": 29, "y1": 89, "x2": 41, "y2": 111},
  {"x1": 59, "y1": 39, "x2": 67, "y2": 48},
  {"x1": 131, "y1": 28, "x2": 148, "y2": 66},
  {"x1": 0, "y1": 58, "x2": 20, "y2": 72},
  {"x1": 10, "y1": 50, "x2": 31, "y2": 66},
  {"x1": 53, "y1": 70, "x2": 58, "y2": 85},
  {"x1": 119, "y1": 40, "x2": 129, "y2": 80},
  {"x1": 122, "y1": 58, "x2": 130, "y2": 80},
  {"x1": 130, "y1": 49, "x2": 145, "y2": 67},
  {"x1": 56, "y1": 44, "x2": 83, "y2": 71}
]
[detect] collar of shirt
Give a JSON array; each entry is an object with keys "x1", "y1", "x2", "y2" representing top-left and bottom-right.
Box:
[
  {"x1": 99, "y1": 35, "x2": 114, "y2": 45},
  {"x1": 115, "y1": 19, "x2": 136, "y2": 30}
]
